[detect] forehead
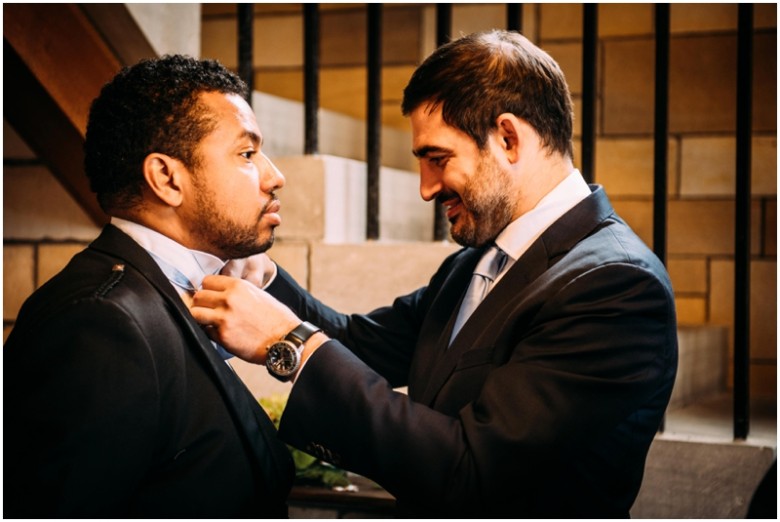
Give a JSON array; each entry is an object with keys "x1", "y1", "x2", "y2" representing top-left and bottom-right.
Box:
[
  {"x1": 198, "y1": 91, "x2": 261, "y2": 138},
  {"x1": 410, "y1": 102, "x2": 475, "y2": 152}
]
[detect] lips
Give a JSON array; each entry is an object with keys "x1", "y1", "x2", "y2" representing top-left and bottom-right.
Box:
[
  {"x1": 262, "y1": 199, "x2": 282, "y2": 226},
  {"x1": 441, "y1": 196, "x2": 462, "y2": 221},
  {"x1": 264, "y1": 199, "x2": 281, "y2": 215}
]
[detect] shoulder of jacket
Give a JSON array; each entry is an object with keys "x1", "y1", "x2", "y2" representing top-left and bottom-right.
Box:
[{"x1": 93, "y1": 262, "x2": 129, "y2": 298}]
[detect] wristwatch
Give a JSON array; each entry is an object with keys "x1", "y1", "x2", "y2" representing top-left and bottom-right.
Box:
[{"x1": 266, "y1": 321, "x2": 322, "y2": 382}]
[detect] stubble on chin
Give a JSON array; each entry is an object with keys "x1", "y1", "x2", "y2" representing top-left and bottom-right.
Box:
[
  {"x1": 450, "y1": 157, "x2": 515, "y2": 248},
  {"x1": 202, "y1": 212, "x2": 276, "y2": 260},
  {"x1": 450, "y1": 214, "x2": 501, "y2": 248}
]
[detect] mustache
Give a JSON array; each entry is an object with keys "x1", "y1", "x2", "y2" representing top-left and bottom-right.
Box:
[
  {"x1": 436, "y1": 190, "x2": 459, "y2": 205},
  {"x1": 260, "y1": 193, "x2": 279, "y2": 214}
]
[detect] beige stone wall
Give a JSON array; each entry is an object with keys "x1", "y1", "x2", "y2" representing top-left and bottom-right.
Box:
[{"x1": 3, "y1": 121, "x2": 101, "y2": 341}]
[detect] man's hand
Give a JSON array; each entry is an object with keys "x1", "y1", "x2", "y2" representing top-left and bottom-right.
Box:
[
  {"x1": 220, "y1": 253, "x2": 276, "y2": 288},
  {"x1": 190, "y1": 275, "x2": 299, "y2": 364}
]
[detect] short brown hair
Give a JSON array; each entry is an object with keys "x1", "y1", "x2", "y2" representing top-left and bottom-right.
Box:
[{"x1": 402, "y1": 30, "x2": 573, "y2": 159}]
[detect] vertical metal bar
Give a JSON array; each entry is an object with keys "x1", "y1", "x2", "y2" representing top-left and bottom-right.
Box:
[
  {"x1": 653, "y1": 3, "x2": 670, "y2": 433},
  {"x1": 734, "y1": 3, "x2": 753, "y2": 441},
  {"x1": 433, "y1": 3, "x2": 452, "y2": 242},
  {"x1": 436, "y1": 3, "x2": 452, "y2": 44},
  {"x1": 366, "y1": 4, "x2": 382, "y2": 240},
  {"x1": 507, "y1": 4, "x2": 522, "y2": 33},
  {"x1": 580, "y1": 4, "x2": 597, "y2": 184},
  {"x1": 237, "y1": 3, "x2": 254, "y2": 106},
  {"x1": 304, "y1": 4, "x2": 320, "y2": 155},
  {"x1": 653, "y1": 4, "x2": 670, "y2": 267}
]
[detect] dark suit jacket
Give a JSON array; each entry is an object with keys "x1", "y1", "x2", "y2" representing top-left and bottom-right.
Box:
[
  {"x1": 270, "y1": 186, "x2": 678, "y2": 517},
  {"x1": 4, "y1": 225, "x2": 294, "y2": 518}
]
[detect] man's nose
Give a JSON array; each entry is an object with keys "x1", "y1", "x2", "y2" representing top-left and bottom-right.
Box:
[
  {"x1": 419, "y1": 165, "x2": 442, "y2": 202},
  {"x1": 260, "y1": 153, "x2": 285, "y2": 192}
]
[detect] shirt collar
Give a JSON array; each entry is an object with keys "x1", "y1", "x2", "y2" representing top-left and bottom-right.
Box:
[
  {"x1": 111, "y1": 217, "x2": 226, "y2": 290},
  {"x1": 495, "y1": 169, "x2": 591, "y2": 263}
]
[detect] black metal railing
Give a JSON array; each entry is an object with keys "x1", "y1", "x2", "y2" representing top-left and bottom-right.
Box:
[
  {"x1": 236, "y1": 3, "x2": 757, "y2": 440},
  {"x1": 304, "y1": 4, "x2": 319, "y2": 155},
  {"x1": 734, "y1": 3, "x2": 754, "y2": 440},
  {"x1": 653, "y1": 4, "x2": 670, "y2": 272},
  {"x1": 580, "y1": 4, "x2": 597, "y2": 184},
  {"x1": 237, "y1": 3, "x2": 253, "y2": 106},
  {"x1": 433, "y1": 4, "x2": 453, "y2": 241},
  {"x1": 652, "y1": 3, "x2": 670, "y2": 434},
  {"x1": 366, "y1": 4, "x2": 383, "y2": 240},
  {"x1": 507, "y1": 4, "x2": 522, "y2": 33}
]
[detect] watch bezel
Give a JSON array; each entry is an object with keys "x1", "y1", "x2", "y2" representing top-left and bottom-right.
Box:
[
  {"x1": 266, "y1": 339, "x2": 302, "y2": 379},
  {"x1": 265, "y1": 322, "x2": 323, "y2": 382}
]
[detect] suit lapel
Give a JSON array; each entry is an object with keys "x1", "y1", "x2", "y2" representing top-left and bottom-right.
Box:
[
  {"x1": 417, "y1": 185, "x2": 615, "y2": 406},
  {"x1": 89, "y1": 225, "x2": 293, "y2": 498},
  {"x1": 412, "y1": 247, "x2": 482, "y2": 403}
]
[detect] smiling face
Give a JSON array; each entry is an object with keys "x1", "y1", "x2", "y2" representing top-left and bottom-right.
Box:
[
  {"x1": 182, "y1": 91, "x2": 285, "y2": 259},
  {"x1": 411, "y1": 104, "x2": 515, "y2": 248}
]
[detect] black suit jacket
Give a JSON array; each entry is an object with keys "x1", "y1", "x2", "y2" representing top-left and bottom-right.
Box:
[
  {"x1": 270, "y1": 186, "x2": 678, "y2": 517},
  {"x1": 4, "y1": 225, "x2": 294, "y2": 518}
]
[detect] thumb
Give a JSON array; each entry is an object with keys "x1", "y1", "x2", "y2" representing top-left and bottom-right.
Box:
[{"x1": 200, "y1": 274, "x2": 235, "y2": 291}]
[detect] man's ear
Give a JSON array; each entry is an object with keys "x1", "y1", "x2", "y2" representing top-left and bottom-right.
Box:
[
  {"x1": 494, "y1": 113, "x2": 524, "y2": 164},
  {"x1": 142, "y1": 153, "x2": 186, "y2": 207}
]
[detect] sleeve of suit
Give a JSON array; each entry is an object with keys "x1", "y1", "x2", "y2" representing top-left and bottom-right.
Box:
[
  {"x1": 4, "y1": 297, "x2": 161, "y2": 516},
  {"x1": 270, "y1": 260, "x2": 676, "y2": 513},
  {"x1": 268, "y1": 264, "x2": 433, "y2": 388}
]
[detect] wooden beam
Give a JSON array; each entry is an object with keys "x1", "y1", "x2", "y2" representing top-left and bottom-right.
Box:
[
  {"x1": 4, "y1": 4, "x2": 127, "y2": 225},
  {"x1": 4, "y1": 4, "x2": 121, "y2": 134},
  {"x1": 80, "y1": 4, "x2": 158, "y2": 67},
  {"x1": 4, "y1": 42, "x2": 108, "y2": 225}
]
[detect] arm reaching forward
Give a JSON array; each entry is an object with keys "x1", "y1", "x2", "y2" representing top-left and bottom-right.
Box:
[{"x1": 191, "y1": 275, "x2": 328, "y2": 368}]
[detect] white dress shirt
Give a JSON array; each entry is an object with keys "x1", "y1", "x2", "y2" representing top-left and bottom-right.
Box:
[
  {"x1": 493, "y1": 169, "x2": 591, "y2": 285},
  {"x1": 112, "y1": 217, "x2": 226, "y2": 307}
]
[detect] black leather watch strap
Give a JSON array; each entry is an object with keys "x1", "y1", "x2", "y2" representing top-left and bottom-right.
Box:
[{"x1": 286, "y1": 321, "x2": 322, "y2": 345}]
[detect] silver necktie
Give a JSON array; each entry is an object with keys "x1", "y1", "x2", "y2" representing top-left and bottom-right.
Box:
[{"x1": 450, "y1": 245, "x2": 508, "y2": 344}]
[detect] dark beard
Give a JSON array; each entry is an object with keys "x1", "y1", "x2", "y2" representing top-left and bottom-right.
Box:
[
  {"x1": 191, "y1": 188, "x2": 277, "y2": 260},
  {"x1": 211, "y1": 222, "x2": 275, "y2": 260},
  {"x1": 449, "y1": 158, "x2": 514, "y2": 248}
]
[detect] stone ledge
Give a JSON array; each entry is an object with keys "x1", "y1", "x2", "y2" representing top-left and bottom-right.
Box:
[{"x1": 632, "y1": 437, "x2": 775, "y2": 518}]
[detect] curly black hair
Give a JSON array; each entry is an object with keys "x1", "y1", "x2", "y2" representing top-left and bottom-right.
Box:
[
  {"x1": 402, "y1": 30, "x2": 573, "y2": 160},
  {"x1": 84, "y1": 55, "x2": 248, "y2": 212}
]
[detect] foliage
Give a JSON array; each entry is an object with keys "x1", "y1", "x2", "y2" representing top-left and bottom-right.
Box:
[{"x1": 259, "y1": 394, "x2": 350, "y2": 488}]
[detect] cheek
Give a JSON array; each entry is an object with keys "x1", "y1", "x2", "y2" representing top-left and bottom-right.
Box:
[{"x1": 230, "y1": 167, "x2": 262, "y2": 197}]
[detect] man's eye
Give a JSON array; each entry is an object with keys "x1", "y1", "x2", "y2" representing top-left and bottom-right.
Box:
[
  {"x1": 240, "y1": 150, "x2": 256, "y2": 160},
  {"x1": 429, "y1": 156, "x2": 446, "y2": 167}
]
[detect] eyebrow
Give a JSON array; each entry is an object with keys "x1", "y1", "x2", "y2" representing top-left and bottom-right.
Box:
[
  {"x1": 238, "y1": 129, "x2": 263, "y2": 148},
  {"x1": 412, "y1": 145, "x2": 450, "y2": 159}
]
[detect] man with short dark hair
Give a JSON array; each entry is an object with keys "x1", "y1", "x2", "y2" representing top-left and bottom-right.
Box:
[
  {"x1": 193, "y1": 30, "x2": 678, "y2": 517},
  {"x1": 4, "y1": 55, "x2": 293, "y2": 517}
]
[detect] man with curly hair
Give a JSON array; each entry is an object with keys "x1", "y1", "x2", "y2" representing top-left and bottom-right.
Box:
[{"x1": 4, "y1": 55, "x2": 293, "y2": 517}]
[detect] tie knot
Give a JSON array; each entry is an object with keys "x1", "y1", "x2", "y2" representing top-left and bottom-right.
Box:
[{"x1": 474, "y1": 245, "x2": 507, "y2": 283}]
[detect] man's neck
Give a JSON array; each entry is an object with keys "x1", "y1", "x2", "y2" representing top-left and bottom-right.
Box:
[
  {"x1": 111, "y1": 217, "x2": 226, "y2": 287},
  {"x1": 512, "y1": 153, "x2": 575, "y2": 221},
  {"x1": 113, "y1": 208, "x2": 198, "y2": 252}
]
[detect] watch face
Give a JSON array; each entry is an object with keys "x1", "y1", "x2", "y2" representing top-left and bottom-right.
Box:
[{"x1": 267, "y1": 340, "x2": 301, "y2": 377}]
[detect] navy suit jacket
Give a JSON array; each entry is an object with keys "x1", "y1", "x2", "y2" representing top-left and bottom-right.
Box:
[
  {"x1": 271, "y1": 186, "x2": 678, "y2": 517},
  {"x1": 4, "y1": 225, "x2": 294, "y2": 517}
]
